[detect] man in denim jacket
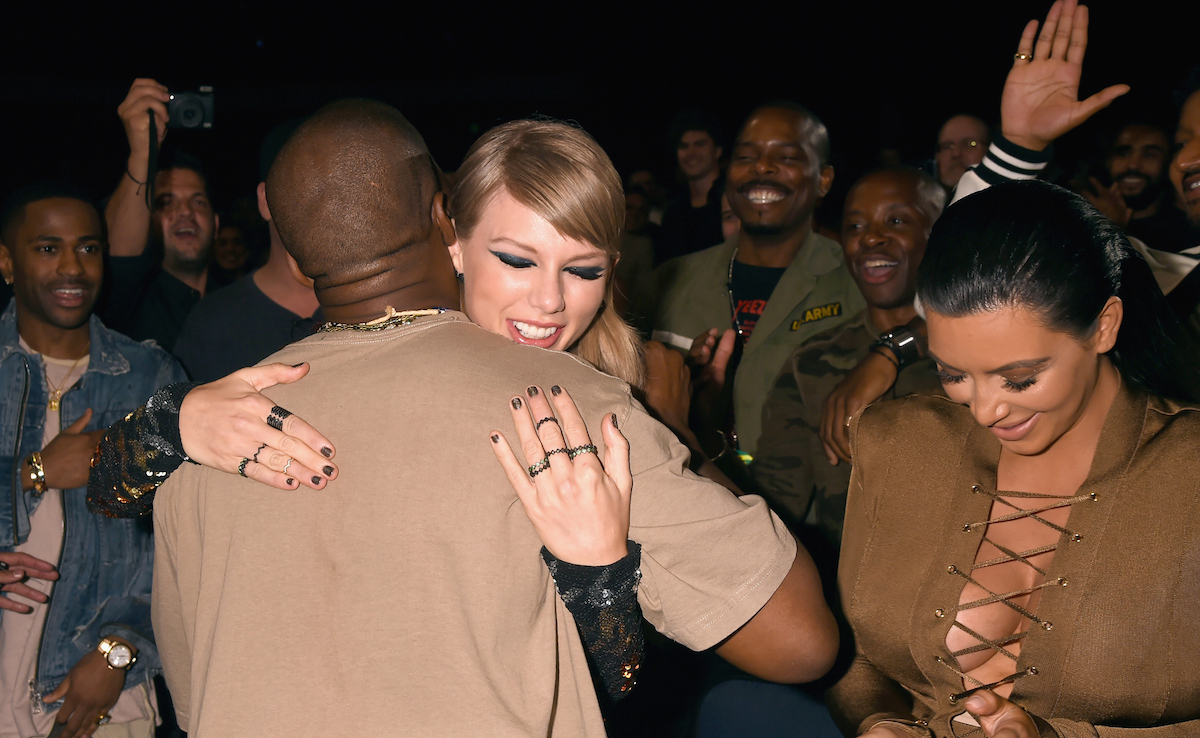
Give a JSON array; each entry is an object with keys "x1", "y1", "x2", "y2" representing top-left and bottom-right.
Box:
[{"x1": 0, "y1": 183, "x2": 186, "y2": 738}]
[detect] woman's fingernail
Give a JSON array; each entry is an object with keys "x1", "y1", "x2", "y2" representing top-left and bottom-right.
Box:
[
  {"x1": 286, "y1": 478, "x2": 295, "y2": 486},
  {"x1": 292, "y1": 363, "x2": 305, "y2": 368},
  {"x1": 526, "y1": 385, "x2": 539, "y2": 397},
  {"x1": 321, "y1": 447, "x2": 333, "y2": 458},
  {"x1": 550, "y1": 385, "x2": 561, "y2": 396},
  {"x1": 512, "y1": 397, "x2": 522, "y2": 410},
  {"x1": 491, "y1": 434, "x2": 500, "y2": 443},
  {"x1": 312, "y1": 476, "x2": 322, "y2": 485},
  {"x1": 611, "y1": 414, "x2": 619, "y2": 429},
  {"x1": 323, "y1": 466, "x2": 334, "y2": 476}
]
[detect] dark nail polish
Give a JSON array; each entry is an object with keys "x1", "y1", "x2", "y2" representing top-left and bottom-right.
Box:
[
  {"x1": 286, "y1": 478, "x2": 295, "y2": 486},
  {"x1": 526, "y1": 385, "x2": 539, "y2": 397},
  {"x1": 512, "y1": 397, "x2": 522, "y2": 410},
  {"x1": 292, "y1": 363, "x2": 305, "y2": 368},
  {"x1": 312, "y1": 476, "x2": 322, "y2": 485},
  {"x1": 323, "y1": 466, "x2": 335, "y2": 476},
  {"x1": 491, "y1": 434, "x2": 500, "y2": 443},
  {"x1": 611, "y1": 414, "x2": 619, "y2": 429},
  {"x1": 321, "y1": 447, "x2": 333, "y2": 458},
  {"x1": 550, "y1": 385, "x2": 561, "y2": 396}
]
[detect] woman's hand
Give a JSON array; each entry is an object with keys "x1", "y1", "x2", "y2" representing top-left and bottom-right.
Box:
[
  {"x1": 0, "y1": 552, "x2": 59, "y2": 613},
  {"x1": 819, "y1": 349, "x2": 897, "y2": 464},
  {"x1": 965, "y1": 690, "x2": 1041, "y2": 738},
  {"x1": 1000, "y1": 0, "x2": 1128, "y2": 151},
  {"x1": 490, "y1": 385, "x2": 631, "y2": 566},
  {"x1": 178, "y1": 363, "x2": 338, "y2": 491}
]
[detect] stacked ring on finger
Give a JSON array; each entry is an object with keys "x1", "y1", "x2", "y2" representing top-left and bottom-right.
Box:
[
  {"x1": 528, "y1": 457, "x2": 551, "y2": 477},
  {"x1": 283, "y1": 458, "x2": 293, "y2": 474},
  {"x1": 535, "y1": 416, "x2": 560, "y2": 433},
  {"x1": 252, "y1": 442, "x2": 268, "y2": 463},
  {"x1": 545, "y1": 447, "x2": 570, "y2": 458},
  {"x1": 567, "y1": 444, "x2": 598, "y2": 460},
  {"x1": 267, "y1": 405, "x2": 293, "y2": 431},
  {"x1": 238, "y1": 458, "x2": 251, "y2": 477}
]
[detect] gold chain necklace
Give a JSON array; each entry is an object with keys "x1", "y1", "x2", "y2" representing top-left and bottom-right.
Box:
[
  {"x1": 45, "y1": 353, "x2": 87, "y2": 411},
  {"x1": 316, "y1": 306, "x2": 449, "y2": 333}
]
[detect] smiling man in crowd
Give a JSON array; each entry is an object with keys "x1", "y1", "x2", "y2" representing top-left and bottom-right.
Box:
[
  {"x1": 0, "y1": 183, "x2": 185, "y2": 737},
  {"x1": 752, "y1": 167, "x2": 945, "y2": 544},
  {"x1": 649, "y1": 102, "x2": 864, "y2": 469}
]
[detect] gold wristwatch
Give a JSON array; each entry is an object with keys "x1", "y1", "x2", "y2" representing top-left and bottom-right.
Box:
[{"x1": 97, "y1": 638, "x2": 136, "y2": 671}]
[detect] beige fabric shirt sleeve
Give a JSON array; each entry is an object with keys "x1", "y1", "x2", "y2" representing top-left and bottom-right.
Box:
[{"x1": 619, "y1": 394, "x2": 797, "y2": 650}]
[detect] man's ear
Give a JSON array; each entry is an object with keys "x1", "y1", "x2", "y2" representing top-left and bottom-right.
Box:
[
  {"x1": 817, "y1": 165, "x2": 835, "y2": 199},
  {"x1": 257, "y1": 182, "x2": 271, "y2": 222},
  {"x1": 433, "y1": 191, "x2": 463, "y2": 273},
  {"x1": 0, "y1": 242, "x2": 13, "y2": 286},
  {"x1": 285, "y1": 250, "x2": 314, "y2": 290}
]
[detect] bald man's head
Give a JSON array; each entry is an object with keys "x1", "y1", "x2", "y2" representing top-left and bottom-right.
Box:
[{"x1": 266, "y1": 99, "x2": 456, "y2": 310}]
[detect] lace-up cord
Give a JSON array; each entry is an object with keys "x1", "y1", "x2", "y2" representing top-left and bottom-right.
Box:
[{"x1": 939, "y1": 488, "x2": 1093, "y2": 709}]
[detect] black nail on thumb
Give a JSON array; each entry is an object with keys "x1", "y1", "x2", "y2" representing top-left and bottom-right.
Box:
[
  {"x1": 611, "y1": 414, "x2": 619, "y2": 429},
  {"x1": 292, "y1": 363, "x2": 305, "y2": 368}
]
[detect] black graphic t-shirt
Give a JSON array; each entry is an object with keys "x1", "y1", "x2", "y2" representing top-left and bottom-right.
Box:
[{"x1": 729, "y1": 261, "x2": 787, "y2": 341}]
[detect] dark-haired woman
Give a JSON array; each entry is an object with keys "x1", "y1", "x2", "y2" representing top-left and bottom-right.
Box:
[{"x1": 827, "y1": 7, "x2": 1200, "y2": 738}]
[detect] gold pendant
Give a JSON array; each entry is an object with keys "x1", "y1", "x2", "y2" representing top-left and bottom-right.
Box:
[{"x1": 48, "y1": 393, "x2": 61, "y2": 412}]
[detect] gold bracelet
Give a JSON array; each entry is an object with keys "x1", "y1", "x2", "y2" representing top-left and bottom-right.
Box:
[{"x1": 27, "y1": 453, "x2": 47, "y2": 495}]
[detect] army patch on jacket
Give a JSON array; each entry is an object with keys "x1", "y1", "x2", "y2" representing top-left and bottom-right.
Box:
[{"x1": 790, "y1": 302, "x2": 842, "y2": 330}]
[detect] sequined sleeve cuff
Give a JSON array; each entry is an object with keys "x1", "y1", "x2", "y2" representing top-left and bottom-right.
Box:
[
  {"x1": 87, "y1": 382, "x2": 201, "y2": 518},
  {"x1": 541, "y1": 541, "x2": 644, "y2": 701}
]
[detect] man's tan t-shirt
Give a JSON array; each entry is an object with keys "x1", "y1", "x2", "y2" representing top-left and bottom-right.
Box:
[{"x1": 152, "y1": 313, "x2": 795, "y2": 737}]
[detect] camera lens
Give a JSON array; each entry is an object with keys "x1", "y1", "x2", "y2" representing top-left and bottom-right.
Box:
[{"x1": 177, "y1": 99, "x2": 203, "y2": 129}]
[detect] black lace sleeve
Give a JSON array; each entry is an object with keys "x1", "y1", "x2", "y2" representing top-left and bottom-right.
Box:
[
  {"x1": 87, "y1": 382, "x2": 201, "y2": 518},
  {"x1": 541, "y1": 541, "x2": 644, "y2": 701}
]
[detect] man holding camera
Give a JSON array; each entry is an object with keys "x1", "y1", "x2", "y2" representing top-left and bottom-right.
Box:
[{"x1": 101, "y1": 79, "x2": 218, "y2": 354}]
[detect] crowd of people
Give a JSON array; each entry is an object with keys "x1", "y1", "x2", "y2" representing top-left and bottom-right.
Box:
[{"x1": 1, "y1": 1, "x2": 1199, "y2": 736}]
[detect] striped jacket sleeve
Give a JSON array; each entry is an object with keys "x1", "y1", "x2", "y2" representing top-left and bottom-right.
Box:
[{"x1": 952, "y1": 136, "x2": 1052, "y2": 205}]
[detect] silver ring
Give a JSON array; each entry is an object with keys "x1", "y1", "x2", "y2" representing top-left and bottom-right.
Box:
[
  {"x1": 528, "y1": 457, "x2": 550, "y2": 477},
  {"x1": 282, "y1": 458, "x2": 293, "y2": 474},
  {"x1": 567, "y1": 444, "x2": 597, "y2": 460}
]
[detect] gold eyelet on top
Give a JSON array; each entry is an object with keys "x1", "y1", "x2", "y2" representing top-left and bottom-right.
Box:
[
  {"x1": 963, "y1": 524, "x2": 973, "y2": 532},
  {"x1": 971, "y1": 484, "x2": 981, "y2": 493},
  {"x1": 1058, "y1": 577, "x2": 1068, "y2": 586},
  {"x1": 1071, "y1": 533, "x2": 1084, "y2": 542},
  {"x1": 1026, "y1": 666, "x2": 1039, "y2": 675},
  {"x1": 935, "y1": 608, "x2": 946, "y2": 618},
  {"x1": 1041, "y1": 621, "x2": 1054, "y2": 631},
  {"x1": 1089, "y1": 492, "x2": 1099, "y2": 501},
  {"x1": 947, "y1": 565, "x2": 959, "y2": 574}
]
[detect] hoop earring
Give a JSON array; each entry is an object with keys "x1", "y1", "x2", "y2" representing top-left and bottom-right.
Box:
[{"x1": 454, "y1": 270, "x2": 465, "y2": 284}]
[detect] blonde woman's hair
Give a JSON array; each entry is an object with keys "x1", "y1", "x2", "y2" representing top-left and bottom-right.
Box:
[{"x1": 451, "y1": 118, "x2": 645, "y2": 388}]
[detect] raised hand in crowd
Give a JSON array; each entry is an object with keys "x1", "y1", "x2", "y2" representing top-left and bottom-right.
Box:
[
  {"x1": 0, "y1": 552, "x2": 59, "y2": 614},
  {"x1": 1000, "y1": 0, "x2": 1128, "y2": 152},
  {"x1": 34, "y1": 409, "x2": 106, "y2": 491},
  {"x1": 107, "y1": 78, "x2": 172, "y2": 257},
  {"x1": 818, "y1": 0, "x2": 1127, "y2": 464},
  {"x1": 178, "y1": 363, "x2": 338, "y2": 490}
]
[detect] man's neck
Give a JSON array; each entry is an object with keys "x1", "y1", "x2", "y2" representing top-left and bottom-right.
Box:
[
  {"x1": 319, "y1": 287, "x2": 461, "y2": 326},
  {"x1": 866, "y1": 304, "x2": 918, "y2": 334},
  {"x1": 255, "y1": 248, "x2": 320, "y2": 318},
  {"x1": 1131, "y1": 198, "x2": 1161, "y2": 222},
  {"x1": 688, "y1": 170, "x2": 718, "y2": 208},
  {"x1": 162, "y1": 262, "x2": 208, "y2": 294},
  {"x1": 16, "y1": 313, "x2": 90, "y2": 360},
  {"x1": 734, "y1": 221, "x2": 813, "y2": 268}
]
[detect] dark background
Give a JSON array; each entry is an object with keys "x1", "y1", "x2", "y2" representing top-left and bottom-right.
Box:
[{"x1": 1, "y1": 0, "x2": 1192, "y2": 211}]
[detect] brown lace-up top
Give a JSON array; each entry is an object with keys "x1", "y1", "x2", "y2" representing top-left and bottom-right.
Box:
[{"x1": 829, "y1": 385, "x2": 1200, "y2": 738}]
